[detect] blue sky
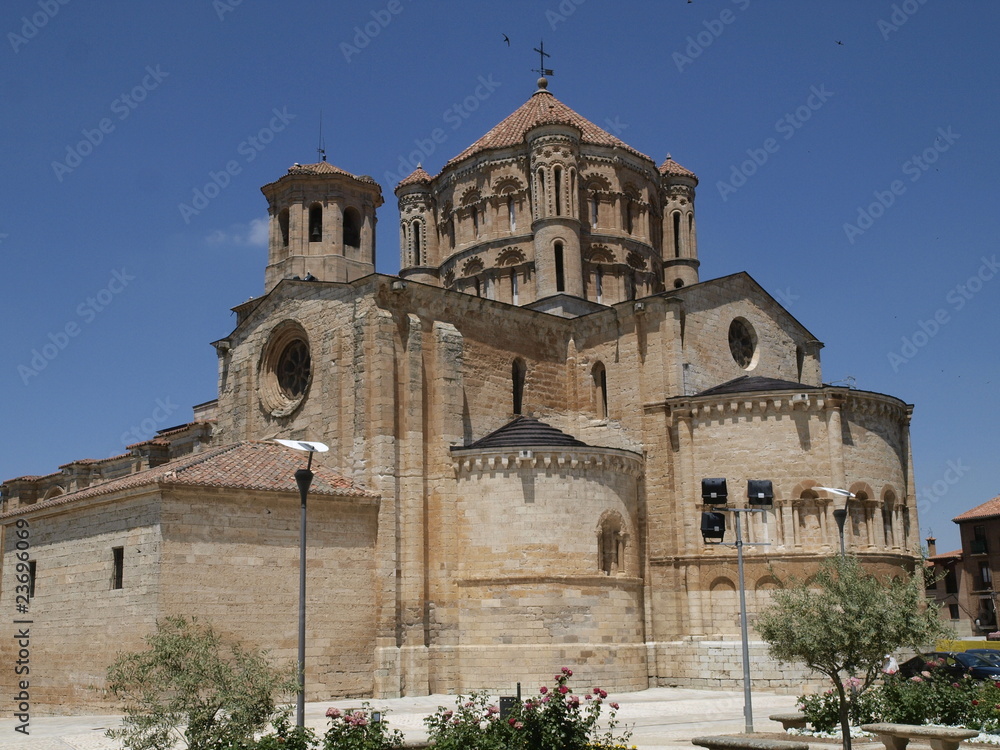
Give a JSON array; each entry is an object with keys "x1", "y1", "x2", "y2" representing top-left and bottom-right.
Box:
[{"x1": 1, "y1": 0, "x2": 997, "y2": 553}]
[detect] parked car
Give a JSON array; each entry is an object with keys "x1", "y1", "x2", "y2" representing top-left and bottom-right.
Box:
[
  {"x1": 898, "y1": 651, "x2": 1000, "y2": 680},
  {"x1": 966, "y1": 648, "x2": 1000, "y2": 667}
]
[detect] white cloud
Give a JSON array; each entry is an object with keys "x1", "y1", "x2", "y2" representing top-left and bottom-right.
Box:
[{"x1": 204, "y1": 217, "x2": 268, "y2": 247}]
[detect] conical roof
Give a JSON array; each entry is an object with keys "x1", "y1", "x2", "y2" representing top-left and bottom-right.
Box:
[
  {"x1": 445, "y1": 82, "x2": 652, "y2": 168},
  {"x1": 395, "y1": 164, "x2": 433, "y2": 190},
  {"x1": 452, "y1": 416, "x2": 590, "y2": 450},
  {"x1": 659, "y1": 154, "x2": 698, "y2": 182}
]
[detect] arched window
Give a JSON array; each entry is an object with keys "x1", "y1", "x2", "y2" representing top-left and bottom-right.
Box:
[
  {"x1": 412, "y1": 220, "x2": 422, "y2": 265},
  {"x1": 508, "y1": 197, "x2": 516, "y2": 232},
  {"x1": 537, "y1": 168, "x2": 546, "y2": 216},
  {"x1": 626, "y1": 270, "x2": 636, "y2": 301},
  {"x1": 595, "y1": 265, "x2": 603, "y2": 303},
  {"x1": 883, "y1": 491, "x2": 896, "y2": 547},
  {"x1": 688, "y1": 213, "x2": 695, "y2": 253},
  {"x1": 471, "y1": 206, "x2": 479, "y2": 238},
  {"x1": 473, "y1": 277, "x2": 481, "y2": 297},
  {"x1": 554, "y1": 242, "x2": 565, "y2": 292},
  {"x1": 308, "y1": 203, "x2": 323, "y2": 242},
  {"x1": 512, "y1": 358, "x2": 526, "y2": 414},
  {"x1": 597, "y1": 512, "x2": 625, "y2": 575},
  {"x1": 343, "y1": 207, "x2": 361, "y2": 248},
  {"x1": 625, "y1": 201, "x2": 634, "y2": 234},
  {"x1": 672, "y1": 212, "x2": 681, "y2": 258},
  {"x1": 592, "y1": 362, "x2": 608, "y2": 419},
  {"x1": 278, "y1": 208, "x2": 290, "y2": 247},
  {"x1": 510, "y1": 268, "x2": 519, "y2": 304},
  {"x1": 590, "y1": 195, "x2": 599, "y2": 227},
  {"x1": 553, "y1": 166, "x2": 563, "y2": 216}
]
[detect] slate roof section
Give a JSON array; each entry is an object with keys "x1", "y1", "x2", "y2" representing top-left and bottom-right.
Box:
[
  {"x1": 445, "y1": 85, "x2": 652, "y2": 169},
  {"x1": 452, "y1": 416, "x2": 590, "y2": 451},
  {"x1": 0, "y1": 441, "x2": 377, "y2": 519},
  {"x1": 954, "y1": 495, "x2": 1000, "y2": 522},
  {"x1": 697, "y1": 376, "x2": 820, "y2": 397}
]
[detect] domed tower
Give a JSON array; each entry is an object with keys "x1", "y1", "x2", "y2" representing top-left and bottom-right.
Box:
[
  {"x1": 527, "y1": 78, "x2": 583, "y2": 299},
  {"x1": 393, "y1": 78, "x2": 691, "y2": 315},
  {"x1": 395, "y1": 165, "x2": 439, "y2": 285},
  {"x1": 260, "y1": 160, "x2": 383, "y2": 293},
  {"x1": 659, "y1": 155, "x2": 700, "y2": 289}
]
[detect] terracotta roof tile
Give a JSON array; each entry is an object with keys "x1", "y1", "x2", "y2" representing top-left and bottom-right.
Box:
[
  {"x1": 283, "y1": 161, "x2": 379, "y2": 186},
  {"x1": 954, "y1": 495, "x2": 1000, "y2": 522},
  {"x1": 445, "y1": 86, "x2": 652, "y2": 168},
  {"x1": 1, "y1": 442, "x2": 377, "y2": 519},
  {"x1": 929, "y1": 549, "x2": 963, "y2": 561},
  {"x1": 395, "y1": 165, "x2": 433, "y2": 190},
  {"x1": 659, "y1": 154, "x2": 698, "y2": 182}
]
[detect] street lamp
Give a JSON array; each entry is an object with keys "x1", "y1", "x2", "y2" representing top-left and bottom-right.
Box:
[
  {"x1": 815, "y1": 486, "x2": 856, "y2": 558},
  {"x1": 701, "y1": 478, "x2": 773, "y2": 734},
  {"x1": 274, "y1": 439, "x2": 330, "y2": 728}
]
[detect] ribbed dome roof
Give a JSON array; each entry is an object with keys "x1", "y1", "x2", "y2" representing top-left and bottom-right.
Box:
[{"x1": 452, "y1": 416, "x2": 590, "y2": 450}]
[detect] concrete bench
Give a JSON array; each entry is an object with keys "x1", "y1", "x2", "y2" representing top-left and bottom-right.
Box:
[
  {"x1": 693, "y1": 735, "x2": 810, "y2": 750},
  {"x1": 861, "y1": 723, "x2": 980, "y2": 750},
  {"x1": 769, "y1": 712, "x2": 808, "y2": 730}
]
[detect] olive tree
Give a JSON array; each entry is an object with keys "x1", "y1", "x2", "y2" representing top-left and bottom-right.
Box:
[
  {"x1": 755, "y1": 556, "x2": 949, "y2": 750},
  {"x1": 106, "y1": 616, "x2": 298, "y2": 750}
]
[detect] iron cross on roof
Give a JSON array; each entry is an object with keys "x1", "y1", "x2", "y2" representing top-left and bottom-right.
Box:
[{"x1": 532, "y1": 40, "x2": 554, "y2": 78}]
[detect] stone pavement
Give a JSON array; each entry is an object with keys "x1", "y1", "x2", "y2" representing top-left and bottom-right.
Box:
[{"x1": 0, "y1": 686, "x2": 807, "y2": 750}]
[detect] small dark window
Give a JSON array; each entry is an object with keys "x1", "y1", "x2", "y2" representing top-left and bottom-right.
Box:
[
  {"x1": 949, "y1": 603, "x2": 960, "y2": 619},
  {"x1": 672, "y1": 212, "x2": 681, "y2": 258},
  {"x1": 554, "y1": 242, "x2": 565, "y2": 292},
  {"x1": 28, "y1": 560, "x2": 36, "y2": 599},
  {"x1": 512, "y1": 359, "x2": 526, "y2": 415},
  {"x1": 412, "y1": 221, "x2": 421, "y2": 266},
  {"x1": 554, "y1": 166, "x2": 563, "y2": 217},
  {"x1": 112, "y1": 547, "x2": 124, "y2": 590},
  {"x1": 343, "y1": 207, "x2": 362, "y2": 248},
  {"x1": 593, "y1": 362, "x2": 608, "y2": 419},
  {"x1": 278, "y1": 208, "x2": 290, "y2": 247},
  {"x1": 308, "y1": 204, "x2": 323, "y2": 242}
]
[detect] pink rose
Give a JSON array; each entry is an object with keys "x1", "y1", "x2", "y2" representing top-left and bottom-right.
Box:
[
  {"x1": 558, "y1": 685, "x2": 569, "y2": 694},
  {"x1": 611, "y1": 702, "x2": 620, "y2": 709},
  {"x1": 540, "y1": 686, "x2": 548, "y2": 694},
  {"x1": 562, "y1": 667, "x2": 573, "y2": 676},
  {"x1": 326, "y1": 707, "x2": 341, "y2": 718}
]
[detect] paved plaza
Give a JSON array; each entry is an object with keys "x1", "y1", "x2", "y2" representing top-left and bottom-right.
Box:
[{"x1": 0, "y1": 686, "x2": 811, "y2": 750}]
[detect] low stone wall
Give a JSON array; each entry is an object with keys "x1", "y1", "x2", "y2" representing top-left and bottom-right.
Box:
[{"x1": 649, "y1": 639, "x2": 828, "y2": 694}]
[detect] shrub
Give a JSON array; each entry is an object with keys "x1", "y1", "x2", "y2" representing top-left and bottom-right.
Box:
[
  {"x1": 799, "y1": 679, "x2": 882, "y2": 732},
  {"x1": 106, "y1": 616, "x2": 298, "y2": 750},
  {"x1": 424, "y1": 668, "x2": 632, "y2": 750},
  {"x1": 322, "y1": 704, "x2": 404, "y2": 750}
]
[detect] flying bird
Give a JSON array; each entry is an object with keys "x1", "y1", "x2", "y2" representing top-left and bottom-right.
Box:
[
  {"x1": 502, "y1": 34, "x2": 510, "y2": 46},
  {"x1": 836, "y1": 40, "x2": 844, "y2": 45}
]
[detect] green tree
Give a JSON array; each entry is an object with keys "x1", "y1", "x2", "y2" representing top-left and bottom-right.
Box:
[
  {"x1": 106, "y1": 616, "x2": 298, "y2": 750},
  {"x1": 755, "y1": 556, "x2": 949, "y2": 750}
]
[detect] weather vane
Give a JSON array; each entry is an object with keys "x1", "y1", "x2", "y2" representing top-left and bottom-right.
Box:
[
  {"x1": 317, "y1": 110, "x2": 327, "y2": 162},
  {"x1": 532, "y1": 40, "x2": 554, "y2": 78}
]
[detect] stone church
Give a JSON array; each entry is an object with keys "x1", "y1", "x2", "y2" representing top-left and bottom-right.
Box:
[{"x1": 1, "y1": 77, "x2": 920, "y2": 711}]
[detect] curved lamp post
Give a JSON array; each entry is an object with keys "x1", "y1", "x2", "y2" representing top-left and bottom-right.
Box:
[
  {"x1": 274, "y1": 439, "x2": 329, "y2": 727},
  {"x1": 815, "y1": 486, "x2": 856, "y2": 558}
]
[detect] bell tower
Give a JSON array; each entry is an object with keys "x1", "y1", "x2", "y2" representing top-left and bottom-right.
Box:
[{"x1": 260, "y1": 161, "x2": 383, "y2": 293}]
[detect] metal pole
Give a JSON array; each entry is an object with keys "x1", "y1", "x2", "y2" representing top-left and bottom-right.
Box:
[
  {"x1": 295, "y1": 466, "x2": 314, "y2": 728},
  {"x1": 735, "y1": 510, "x2": 754, "y2": 734},
  {"x1": 833, "y1": 508, "x2": 848, "y2": 558}
]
